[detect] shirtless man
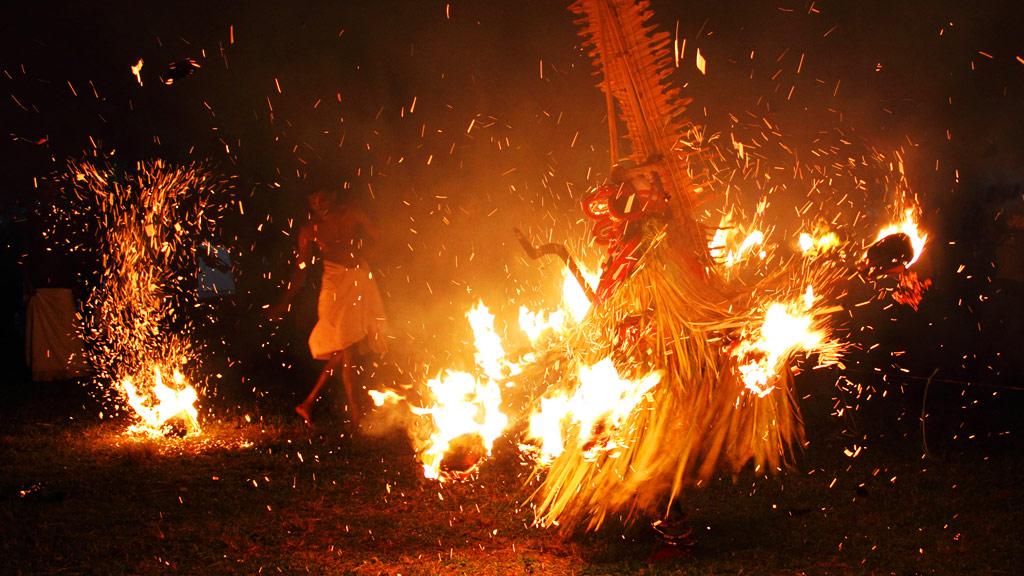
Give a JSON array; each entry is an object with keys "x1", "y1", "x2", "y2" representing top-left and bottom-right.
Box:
[{"x1": 270, "y1": 189, "x2": 387, "y2": 425}]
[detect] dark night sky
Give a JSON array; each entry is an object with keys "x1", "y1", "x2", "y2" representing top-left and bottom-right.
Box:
[{"x1": 2, "y1": 0, "x2": 1023, "y2": 367}]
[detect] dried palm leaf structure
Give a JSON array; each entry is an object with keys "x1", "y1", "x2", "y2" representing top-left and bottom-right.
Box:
[{"x1": 524, "y1": 0, "x2": 842, "y2": 531}]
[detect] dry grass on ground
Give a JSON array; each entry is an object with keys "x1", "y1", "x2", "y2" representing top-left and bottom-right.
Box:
[{"x1": 1, "y1": 393, "x2": 1022, "y2": 575}]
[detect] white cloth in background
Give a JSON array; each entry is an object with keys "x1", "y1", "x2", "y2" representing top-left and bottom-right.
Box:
[
  {"x1": 308, "y1": 260, "x2": 387, "y2": 360},
  {"x1": 25, "y1": 288, "x2": 88, "y2": 381}
]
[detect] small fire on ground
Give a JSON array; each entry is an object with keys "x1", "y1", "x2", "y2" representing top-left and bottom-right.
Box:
[{"x1": 121, "y1": 366, "x2": 201, "y2": 437}]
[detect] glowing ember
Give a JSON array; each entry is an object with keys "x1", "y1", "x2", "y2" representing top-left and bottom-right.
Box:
[
  {"x1": 892, "y1": 270, "x2": 932, "y2": 311},
  {"x1": 121, "y1": 366, "x2": 200, "y2": 436},
  {"x1": 526, "y1": 358, "x2": 662, "y2": 464},
  {"x1": 730, "y1": 288, "x2": 830, "y2": 397},
  {"x1": 875, "y1": 209, "x2": 927, "y2": 268},
  {"x1": 130, "y1": 58, "x2": 144, "y2": 86}
]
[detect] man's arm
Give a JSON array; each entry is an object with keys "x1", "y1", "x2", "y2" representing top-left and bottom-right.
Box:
[
  {"x1": 268, "y1": 224, "x2": 313, "y2": 318},
  {"x1": 353, "y1": 208, "x2": 380, "y2": 242}
]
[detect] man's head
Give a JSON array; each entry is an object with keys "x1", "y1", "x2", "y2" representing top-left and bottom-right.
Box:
[{"x1": 308, "y1": 189, "x2": 338, "y2": 218}]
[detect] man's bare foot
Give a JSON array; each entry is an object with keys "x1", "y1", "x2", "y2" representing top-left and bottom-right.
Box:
[{"x1": 295, "y1": 404, "x2": 313, "y2": 426}]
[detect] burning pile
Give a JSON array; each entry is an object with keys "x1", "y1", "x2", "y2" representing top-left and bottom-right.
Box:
[
  {"x1": 58, "y1": 159, "x2": 227, "y2": 437},
  {"x1": 376, "y1": 268, "x2": 597, "y2": 480},
  {"x1": 411, "y1": 302, "x2": 513, "y2": 480}
]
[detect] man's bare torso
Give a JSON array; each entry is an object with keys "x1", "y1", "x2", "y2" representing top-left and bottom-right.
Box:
[{"x1": 309, "y1": 206, "x2": 367, "y2": 267}]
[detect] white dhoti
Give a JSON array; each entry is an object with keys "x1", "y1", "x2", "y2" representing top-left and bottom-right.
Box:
[
  {"x1": 25, "y1": 288, "x2": 89, "y2": 381},
  {"x1": 308, "y1": 261, "x2": 387, "y2": 360}
]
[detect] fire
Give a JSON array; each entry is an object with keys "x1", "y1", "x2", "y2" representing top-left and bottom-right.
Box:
[
  {"x1": 798, "y1": 230, "x2": 840, "y2": 255},
  {"x1": 562, "y1": 265, "x2": 598, "y2": 323},
  {"x1": 876, "y1": 208, "x2": 927, "y2": 267},
  {"x1": 58, "y1": 160, "x2": 226, "y2": 438},
  {"x1": 411, "y1": 301, "x2": 514, "y2": 480},
  {"x1": 518, "y1": 307, "x2": 567, "y2": 345},
  {"x1": 412, "y1": 370, "x2": 508, "y2": 480},
  {"x1": 121, "y1": 366, "x2": 200, "y2": 436},
  {"x1": 467, "y1": 302, "x2": 519, "y2": 381},
  {"x1": 368, "y1": 389, "x2": 405, "y2": 407},
  {"x1": 731, "y1": 287, "x2": 829, "y2": 397},
  {"x1": 406, "y1": 261, "x2": 601, "y2": 479},
  {"x1": 519, "y1": 266, "x2": 598, "y2": 345},
  {"x1": 526, "y1": 358, "x2": 662, "y2": 464},
  {"x1": 709, "y1": 213, "x2": 765, "y2": 267}
]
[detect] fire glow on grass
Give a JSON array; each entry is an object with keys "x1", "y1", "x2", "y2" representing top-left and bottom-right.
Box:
[{"x1": 59, "y1": 159, "x2": 226, "y2": 437}]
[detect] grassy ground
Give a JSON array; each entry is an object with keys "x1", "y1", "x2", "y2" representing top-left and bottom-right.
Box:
[{"x1": 1, "y1": 376, "x2": 1021, "y2": 576}]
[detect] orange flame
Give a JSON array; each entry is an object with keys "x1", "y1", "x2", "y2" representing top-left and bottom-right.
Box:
[
  {"x1": 412, "y1": 370, "x2": 508, "y2": 480},
  {"x1": 709, "y1": 213, "x2": 765, "y2": 268},
  {"x1": 876, "y1": 208, "x2": 927, "y2": 268},
  {"x1": 525, "y1": 358, "x2": 662, "y2": 464},
  {"x1": 798, "y1": 230, "x2": 840, "y2": 255},
  {"x1": 518, "y1": 265, "x2": 598, "y2": 345},
  {"x1": 412, "y1": 301, "x2": 514, "y2": 480},
  {"x1": 368, "y1": 389, "x2": 405, "y2": 407},
  {"x1": 731, "y1": 287, "x2": 830, "y2": 397},
  {"x1": 120, "y1": 366, "x2": 200, "y2": 436}
]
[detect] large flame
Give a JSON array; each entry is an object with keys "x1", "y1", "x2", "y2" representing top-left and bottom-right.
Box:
[
  {"x1": 526, "y1": 358, "x2": 662, "y2": 464},
  {"x1": 731, "y1": 287, "x2": 829, "y2": 397},
  {"x1": 412, "y1": 301, "x2": 513, "y2": 480},
  {"x1": 876, "y1": 208, "x2": 927, "y2": 267},
  {"x1": 467, "y1": 302, "x2": 518, "y2": 381},
  {"x1": 412, "y1": 370, "x2": 508, "y2": 480},
  {"x1": 409, "y1": 262, "x2": 603, "y2": 479}
]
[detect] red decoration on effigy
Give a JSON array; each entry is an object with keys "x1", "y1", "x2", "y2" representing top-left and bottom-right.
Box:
[{"x1": 584, "y1": 167, "x2": 670, "y2": 302}]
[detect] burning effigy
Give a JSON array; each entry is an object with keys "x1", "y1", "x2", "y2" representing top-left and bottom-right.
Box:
[
  {"x1": 370, "y1": 0, "x2": 931, "y2": 532},
  {"x1": 56, "y1": 158, "x2": 229, "y2": 437}
]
